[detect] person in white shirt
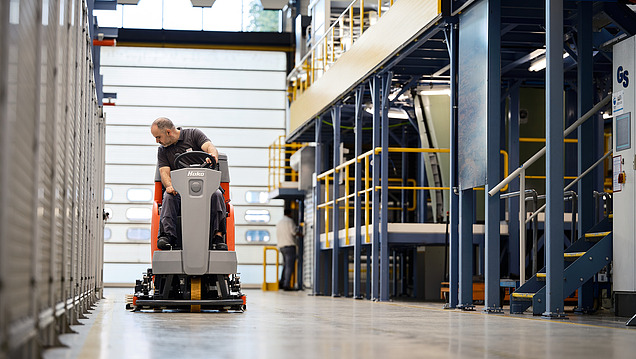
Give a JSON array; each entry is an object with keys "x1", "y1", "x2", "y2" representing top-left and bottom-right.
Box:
[{"x1": 276, "y1": 208, "x2": 298, "y2": 290}]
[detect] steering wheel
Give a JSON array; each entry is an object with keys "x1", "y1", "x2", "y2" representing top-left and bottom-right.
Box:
[{"x1": 173, "y1": 151, "x2": 217, "y2": 170}]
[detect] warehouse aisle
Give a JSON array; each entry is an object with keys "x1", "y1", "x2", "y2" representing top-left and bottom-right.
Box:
[{"x1": 44, "y1": 288, "x2": 636, "y2": 359}]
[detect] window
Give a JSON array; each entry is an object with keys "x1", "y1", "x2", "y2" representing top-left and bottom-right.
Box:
[
  {"x1": 244, "y1": 209, "x2": 270, "y2": 223},
  {"x1": 127, "y1": 227, "x2": 151, "y2": 241},
  {"x1": 104, "y1": 227, "x2": 112, "y2": 240},
  {"x1": 127, "y1": 188, "x2": 153, "y2": 202},
  {"x1": 126, "y1": 207, "x2": 152, "y2": 221},
  {"x1": 104, "y1": 187, "x2": 113, "y2": 202},
  {"x1": 245, "y1": 191, "x2": 269, "y2": 204},
  {"x1": 245, "y1": 229, "x2": 270, "y2": 242}
]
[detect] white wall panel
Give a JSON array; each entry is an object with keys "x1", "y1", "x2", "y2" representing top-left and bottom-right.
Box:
[
  {"x1": 104, "y1": 243, "x2": 151, "y2": 263},
  {"x1": 103, "y1": 263, "x2": 152, "y2": 284},
  {"x1": 234, "y1": 224, "x2": 275, "y2": 243},
  {"x1": 101, "y1": 67, "x2": 286, "y2": 90},
  {"x1": 105, "y1": 164, "x2": 156, "y2": 184},
  {"x1": 102, "y1": 46, "x2": 286, "y2": 287},
  {"x1": 234, "y1": 206, "x2": 284, "y2": 226},
  {"x1": 102, "y1": 86, "x2": 285, "y2": 110},
  {"x1": 104, "y1": 203, "x2": 152, "y2": 224},
  {"x1": 101, "y1": 47, "x2": 287, "y2": 71},
  {"x1": 226, "y1": 167, "x2": 270, "y2": 187},
  {"x1": 104, "y1": 184, "x2": 155, "y2": 203},
  {"x1": 103, "y1": 106, "x2": 284, "y2": 128},
  {"x1": 229, "y1": 186, "x2": 284, "y2": 206},
  {"x1": 106, "y1": 145, "x2": 157, "y2": 165},
  {"x1": 106, "y1": 145, "x2": 273, "y2": 169},
  {"x1": 236, "y1": 244, "x2": 283, "y2": 265},
  {"x1": 106, "y1": 125, "x2": 283, "y2": 148},
  {"x1": 105, "y1": 223, "x2": 152, "y2": 243}
]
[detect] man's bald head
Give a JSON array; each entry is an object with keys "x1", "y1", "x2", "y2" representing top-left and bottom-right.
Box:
[
  {"x1": 152, "y1": 117, "x2": 175, "y2": 131},
  {"x1": 151, "y1": 117, "x2": 179, "y2": 147}
]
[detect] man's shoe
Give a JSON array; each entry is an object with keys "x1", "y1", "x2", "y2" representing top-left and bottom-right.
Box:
[
  {"x1": 211, "y1": 235, "x2": 228, "y2": 251},
  {"x1": 157, "y1": 236, "x2": 172, "y2": 250}
]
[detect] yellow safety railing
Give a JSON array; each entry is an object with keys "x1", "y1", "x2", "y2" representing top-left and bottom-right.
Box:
[
  {"x1": 315, "y1": 147, "x2": 509, "y2": 248},
  {"x1": 268, "y1": 135, "x2": 305, "y2": 192},
  {"x1": 287, "y1": 0, "x2": 396, "y2": 103},
  {"x1": 519, "y1": 137, "x2": 578, "y2": 144},
  {"x1": 262, "y1": 246, "x2": 280, "y2": 291}
]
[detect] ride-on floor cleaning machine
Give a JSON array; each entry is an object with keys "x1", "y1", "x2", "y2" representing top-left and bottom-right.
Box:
[{"x1": 127, "y1": 151, "x2": 246, "y2": 312}]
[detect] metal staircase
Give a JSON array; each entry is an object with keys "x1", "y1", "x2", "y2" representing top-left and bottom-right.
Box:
[{"x1": 510, "y1": 217, "x2": 613, "y2": 315}]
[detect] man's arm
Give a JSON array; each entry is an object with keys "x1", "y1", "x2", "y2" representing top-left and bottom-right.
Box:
[
  {"x1": 201, "y1": 141, "x2": 219, "y2": 162},
  {"x1": 159, "y1": 166, "x2": 178, "y2": 195}
]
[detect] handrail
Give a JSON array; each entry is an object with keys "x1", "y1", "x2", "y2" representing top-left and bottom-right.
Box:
[
  {"x1": 267, "y1": 136, "x2": 304, "y2": 192},
  {"x1": 489, "y1": 94, "x2": 611, "y2": 196},
  {"x1": 315, "y1": 146, "x2": 509, "y2": 247},
  {"x1": 287, "y1": 0, "x2": 398, "y2": 101},
  {"x1": 525, "y1": 149, "x2": 613, "y2": 224},
  {"x1": 288, "y1": 0, "x2": 359, "y2": 82}
]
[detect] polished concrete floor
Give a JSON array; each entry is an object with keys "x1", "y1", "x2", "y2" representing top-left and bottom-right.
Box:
[{"x1": 44, "y1": 288, "x2": 636, "y2": 359}]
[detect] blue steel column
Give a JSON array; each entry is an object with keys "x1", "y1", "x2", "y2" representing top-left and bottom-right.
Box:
[
  {"x1": 544, "y1": 0, "x2": 565, "y2": 318},
  {"x1": 353, "y1": 86, "x2": 364, "y2": 299},
  {"x1": 448, "y1": 21, "x2": 460, "y2": 309},
  {"x1": 508, "y1": 83, "x2": 520, "y2": 277},
  {"x1": 459, "y1": 189, "x2": 474, "y2": 309},
  {"x1": 332, "y1": 105, "x2": 342, "y2": 297},
  {"x1": 380, "y1": 72, "x2": 393, "y2": 302},
  {"x1": 576, "y1": 1, "x2": 595, "y2": 312},
  {"x1": 313, "y1": 117, "x2": 323, "y2": 295},
  {"x1": 484, "y1": 0, "x2": 502, "y2": 312},
  {"x1": 372, "y1": 76, "x2": 381, "y2": 300}
]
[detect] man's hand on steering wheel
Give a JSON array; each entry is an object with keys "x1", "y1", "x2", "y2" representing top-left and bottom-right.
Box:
[{"x1": 174, "y1": 151, "x2": 217, "y2": 170}]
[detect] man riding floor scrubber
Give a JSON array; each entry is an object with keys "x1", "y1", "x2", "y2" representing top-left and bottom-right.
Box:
[{"x1": 127, "y1": 151, "x2": 246, "y2": 312}]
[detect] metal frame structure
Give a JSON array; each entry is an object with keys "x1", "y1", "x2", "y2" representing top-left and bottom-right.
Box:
[
  {"x1": 279, "y1": 0, "x2": 636, "y2": 314},
  {"x1": 1, "y1": 0, "x2": 109, "y2": 357}
]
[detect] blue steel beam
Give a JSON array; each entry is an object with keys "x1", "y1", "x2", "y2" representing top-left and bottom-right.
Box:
[
  {"x1": 353, "y1": 86, "x2": 364, "y2": 299},
  {"x1": 576, "y1": 1, "x2": 595, "y2": 313},
  {"x1": 313, "y1": 117, "x2": 323, "y2": 295},
  {"x1": 448, "y1": 20, "x2": 460, "y2": 309},
  {"x1": 458, "y1": 188, "x2": 474, "y2": 310},
  {"x1": 544, "y1": 0, "x2": 565, "y2": 318},
  {"x1": 380, "y1": 71, "x2": 393, "y2": 302},
  {"x1": 332, "y1": 105, "x2": 342, "y2": 297},
  {"x1": 484, "y1": 0, "x2": 502, "y2": 313},
  {"x1": 372, "y1": 77, "x2": 381, "y2": 301},
  {"x1": 508, "y1": 82, "x2": 520, "y2": 278}
]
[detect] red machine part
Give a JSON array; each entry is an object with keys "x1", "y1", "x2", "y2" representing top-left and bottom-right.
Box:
[
  {"x1": 150, "y1": 181, "x2": 163, "y2": 257},
  {"x1": 226, "y1": 203, "x2": 235, "y2": 251}
]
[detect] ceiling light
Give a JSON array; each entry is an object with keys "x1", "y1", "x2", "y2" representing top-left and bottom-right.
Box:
[
  {"x1": 260, "y1": 0, "x2": 288, "y2": 10},
  {"x1": 364, "y1": 105, "x2": 410, "y2": 119},
  {"x1": 190, "y1": 0, "x2": 216, "y2": 7},
  {"x1": 529, "y1": 51, "x2": 570, "y2": 72}
]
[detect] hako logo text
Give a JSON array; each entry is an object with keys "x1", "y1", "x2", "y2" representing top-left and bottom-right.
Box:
[
  {"x1": 187, "y1": 171, "x2": 205, "y2": 177},
  {"x1": 617, "y1": 66, "x2": 629, "y2": 88}
]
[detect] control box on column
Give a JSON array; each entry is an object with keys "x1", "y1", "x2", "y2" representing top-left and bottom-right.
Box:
[{"x1": 612, "y1": 34, "x2": 636, "y2": 317}]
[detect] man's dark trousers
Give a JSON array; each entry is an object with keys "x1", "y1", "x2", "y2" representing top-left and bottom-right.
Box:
[
  {"x1": 280, "y1": 245, "x2": 297, "y2": 289},
  {"x1": 160, "y1": 190, "x2": 226, "y2": 247}
]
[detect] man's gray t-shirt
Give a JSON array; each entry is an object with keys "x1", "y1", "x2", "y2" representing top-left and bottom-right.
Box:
[{"x1": 157, "y1": 128, "x2": 210, "y2": 170}]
